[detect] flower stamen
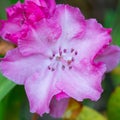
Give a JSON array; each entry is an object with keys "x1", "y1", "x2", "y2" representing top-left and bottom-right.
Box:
[
  {"x1": 71, "y1": 48, "x2": 74, "y2": 53},
  {"x1": 48, "y1": 48, "x2": 78, "y2": 71},
  {"x1": 75, "y1": 51, "x2": 78, "y2": 55},
  {"x1": 62, "y1": 65, "x2": 65, "y2": 70}
]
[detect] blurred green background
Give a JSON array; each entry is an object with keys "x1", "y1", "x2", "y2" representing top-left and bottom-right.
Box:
[{"x1": 0, "y1": 0, "x2": 120, "y2": 120}]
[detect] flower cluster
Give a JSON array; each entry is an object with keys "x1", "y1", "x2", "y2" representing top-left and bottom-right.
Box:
[{"x1": 0, "y1": 0, "x2": 120, "y2": 118}]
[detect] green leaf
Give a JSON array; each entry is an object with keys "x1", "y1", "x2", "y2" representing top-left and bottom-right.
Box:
[
  {"x1": 0, "y1": 0, "x2": 11, "y2": 19},
  {"x1": 77, "y1": 106, "x2": 107, "y2": 120},
  {"x1": 0, "y1": 85, "x2": 32, "y2": 120},
  {"x1": 107, "y1": 87, "x2": 120, "y2": 120},
  {"x1": 0, "y1": 73, "x2": 16, "y2": 102},
  {"x1": 9, "y1": 0, "x2": 24, "y2": 4},
  {"x1": 0, "y1": 97, "x2": 8, "y2": 120},
  {"x1": 9, "y1": 0, "x2": 19, "y2": 4},
  {"x1": 104, "y1": 10, "x2": 115, "y2": 28},
  {"x1": 104, "y1": 1, "x2": 120, "y2": 46},
  {"x1": 111, "y1": 65, "x2": 120, "y2": 86},
  {"x1": 3, "y1": 86, "x2": 29, "y2": 120}
]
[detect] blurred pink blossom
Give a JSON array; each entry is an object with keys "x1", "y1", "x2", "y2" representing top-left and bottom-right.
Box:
[{"x1": 0, "y1": 0, "x2": 55, "y2": 44}]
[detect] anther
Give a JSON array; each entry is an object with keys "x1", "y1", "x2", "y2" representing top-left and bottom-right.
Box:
[
  {"x1": 52, "y1": 54, "x2": 55, "y2": 57},
  {"x1": 52, "y1": 68, "x2": 55, "y2": 71},
  {"x1": 48, "y1": 66, "x2": 51, "y2": 70},
  {"x1": 71, "y1": 48, "x2": 74, "y2": 53},
  {"x1": 69, "y1": 66, "x2": 72, "y2": 70},
  {"x1": 63, "y1": 49, "x2": 67, "y2": 53},
  {"x1": 71, "y1": 57, "x2": 74, "y2": 62},
  {"x1": 59, "y1": 51, "x2": 62, "y2": 56},
  {"x1": 59, "y1": 48, "x2": 62, "y2": 56},
  {"x1": 75, "y1": 51, "x2": 78, "y2": 55},
  {"x1": 62, "y1": 65, "x2": 65, "y2": 70}
]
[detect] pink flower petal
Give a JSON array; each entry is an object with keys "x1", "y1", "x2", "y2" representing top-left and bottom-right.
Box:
[
  {"x1": 49, "y1": 97, "x2": 69, "y2": 118},
  {"x1": 0, "y1": 0, "x2": 51, "y2": 44},
  {"x1": 6, "y1": 1, "x2": 22, "y2": 18},
  {"x1": 25, "y1": 72, "x2": 60, "y2": 115},
  {"x1": 56, "y1": 62, "x2": 106, "y2": 101},
  {"x1": 23, "y1": 1, "x2": 48, "y2": 23},
  {"x1": 95, "y1": 45, "x2": 120, "y2": 72},
  {"x1": 0, "y1": 21, "x2": 21, "y2": 44},
  {"x1": 56, "y1": 91, "x2": 69, "y2": 100},
  {"x1": 0, "y1": 2, "x2": 24, "y2": 44},
  {"x1": 53, "y1": 4, "x2": 85, "y2": 46},
  {"x1": 0, "y1": 48, "x2": 49, "y2": 84},
  {"x1": 25, "y1": 0, "x2": 41, "y2": 6},
  {"x1": 40, "y1": 0, "x2": 56, "y2": 14},
  {"x1": 25, "y1": 0, "x2": 56, "y2": 15},
  {"x1": 69, "y1": 19, "x2": 112, "y2": 61},
  {"x1": 18, "y1": 19, "x2": 61, "y2": 56}
]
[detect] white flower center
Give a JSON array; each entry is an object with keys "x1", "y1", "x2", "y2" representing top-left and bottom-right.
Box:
[{"x1": 47, "y1": 48, "x2": 78, "y2": 71}]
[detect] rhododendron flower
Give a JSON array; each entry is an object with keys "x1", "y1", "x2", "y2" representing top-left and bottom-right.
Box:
[
  {"x1": 0, "y1": 0, "x2": 55, "y2": 44},
  {"x1": 0, "y1": 0, "x2": 120, "y2": 118}
]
